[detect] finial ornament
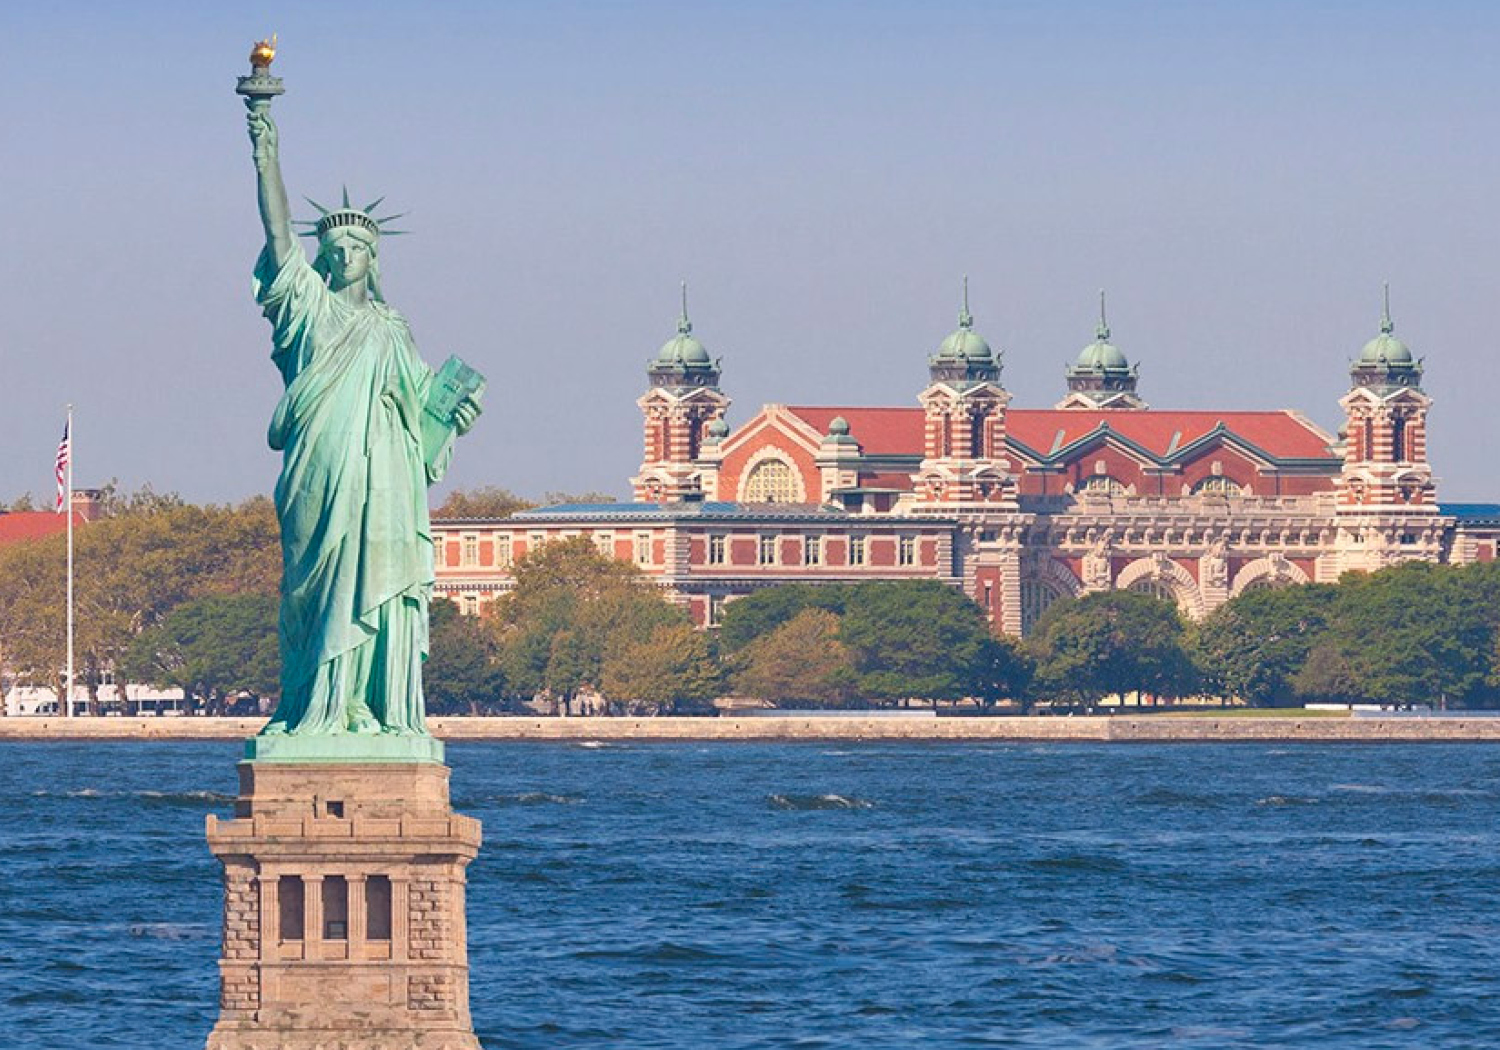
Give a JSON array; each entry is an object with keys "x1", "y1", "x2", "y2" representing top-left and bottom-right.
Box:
[
  {"x1": 958, "y1": 274, "x2": 973, "y2": 330},
  {"x1": 1097, "y1": 288, "x2": 1111, "y2": 341},
  {"x1": 678, "y1": 280, "x2": 692, "y2": 335},
  {"x1": 1381, "y1": 281, "x2": 1394, "y2": 335}
]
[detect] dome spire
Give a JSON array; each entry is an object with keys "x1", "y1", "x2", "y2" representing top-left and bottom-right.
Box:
[
  {"x1": 678, "y1": 280, "x2": 693, "y2": 336},
  {"x1": 1380, "y1": 280, "x2": 1394, "y2": 336},
  {"x1": 1097, "y1": 288, "x2": 1110, "y2": 341},
  {"x1": 958, "y1": 274, "x2": 973, "y2": 330}
]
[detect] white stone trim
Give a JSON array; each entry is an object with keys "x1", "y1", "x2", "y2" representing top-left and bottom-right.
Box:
[
  {"x1": 1115, "y1": 554, "x2": 1205, "y2": 618},
  {"x1": 1230, "y1": 553, "x2": 1311, "y2": 595},
  {"x1": 738, "y1": 444, "x2": 808, "y2": 503}
]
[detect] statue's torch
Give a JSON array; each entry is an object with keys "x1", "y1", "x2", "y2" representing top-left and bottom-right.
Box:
[{"x1": 236, "y1": 35, "x2": 285, "y2": 113}]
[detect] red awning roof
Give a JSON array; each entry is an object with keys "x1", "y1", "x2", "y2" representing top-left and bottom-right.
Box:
[{"x1": 785, "y1": 406, "x2": 1336, "y2": 461}]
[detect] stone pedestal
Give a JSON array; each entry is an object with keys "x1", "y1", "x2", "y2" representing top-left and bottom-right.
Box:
[{"x1": 205, "y1": 761, "x2": 482, "y2": 1050}]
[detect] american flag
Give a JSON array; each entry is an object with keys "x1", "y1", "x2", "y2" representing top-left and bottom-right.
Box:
[{"x1": 55, "y1": 420, "x2": 70, "y2": 513}]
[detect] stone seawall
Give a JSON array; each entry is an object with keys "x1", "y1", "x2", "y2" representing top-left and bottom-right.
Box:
[{"x1": 3, "y1": 715, "x2": 1500, "y2": 742}]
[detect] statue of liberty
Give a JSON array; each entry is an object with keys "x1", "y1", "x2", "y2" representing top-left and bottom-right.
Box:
[{"x1": 243, "y1": 48, "x2": 482, "y2": 747}]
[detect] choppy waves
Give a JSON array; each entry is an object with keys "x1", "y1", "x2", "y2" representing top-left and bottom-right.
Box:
[{"x1": 6, "y1": 740, "x2": 1500, "y2": 1048}]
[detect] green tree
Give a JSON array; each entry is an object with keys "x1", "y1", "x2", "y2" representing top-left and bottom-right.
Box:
[
  {"x1": 120, "y1": 594, "x2": 279, "y2": 715},
  {"x1": 431, "y1": 486, "x2": 536, "y2": 519},
  {"x1": 1027, "y1": 590, "x2": 1197, "y2": 707},
  {"x1": 542, "y1": 491, "x2": 619, "y2": 506},
  {"x1": 732, "y1": 608, "x2": 859, "y2": 706},
  {"x1": 1308, "y1": 563, "x2": 1500, "y2": 708},
  {"x1": 1191, "y1": 583, "x2": 1338, "y2": 706},
  {"x1": 839, "y1": 580, "x2": 999, "y2": 703},
  {"x1": 425, "y1": 599, "x2": 507, "y2": 714},
  {"x1": 717, "y1": 583, "x2": 848, "y2": 654},
  {"x1": 601, "y1": 623, "x2": 719, "y2": 712},
  {"x1": 0, "y1": 498, "x2": 279, "y2": 708},
  {"x1": 489, "y1": 537, "x2": 690, "y2": 712}
]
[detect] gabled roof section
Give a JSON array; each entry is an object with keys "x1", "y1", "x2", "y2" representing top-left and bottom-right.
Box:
[
  {"x1": 0, "y1": 511, "x2": 85, "y2": 546},
  {"x1": 718, "y1": 404, "x2": 825, "y2": 457},
  {"x1": 1006, "y1": 410, "x2": 1336, "y2": 463},
  {"x1": 785, "y1": 406, "x2": 925, "y2": 456},
  {"x1": 773, "y1": 405, "x2": 1338, "y2": 467}
]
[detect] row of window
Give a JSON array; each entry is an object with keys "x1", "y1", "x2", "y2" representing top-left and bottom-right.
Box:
[
  {"x1": 277, "y1": 874, "x2": 392, "y2": 943},
  {"x1": 455, "y1": 531, "x2": 653, "y2": 568},
  {"x1": 453, "y1": 531, "x2": 924, "y2": 570},
  {"x1": 1078, "y1": 474, "x2": 1245, "y2": 497},
  {"x1": 709, "y1": 534, "x2": 919, "y2": 567}
]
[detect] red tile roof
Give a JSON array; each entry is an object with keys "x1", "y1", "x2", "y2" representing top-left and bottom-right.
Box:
[
  {"x1": 787, "y1": 407, "x2": 924, "y2": 456},
  {"x1": 785, "y1": 406, "x2": 1337, "y2": 461},
  {"x1": 0, "y1": 511, "x2": 86, "y2": 546}
]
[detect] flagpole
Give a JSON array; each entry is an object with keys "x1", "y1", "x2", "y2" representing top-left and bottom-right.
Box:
[{"x1": 65, "y1": 404, "x2": 74, "y2": 718}]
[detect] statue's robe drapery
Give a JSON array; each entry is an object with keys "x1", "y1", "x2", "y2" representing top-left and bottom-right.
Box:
[{"x1": 255, "y1": 248, "x2": 450, "y2": 735}]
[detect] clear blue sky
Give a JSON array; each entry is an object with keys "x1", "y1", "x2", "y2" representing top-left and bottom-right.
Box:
[{"x1": 5, "y1": 0, "x2": 1499, "y2": 503}]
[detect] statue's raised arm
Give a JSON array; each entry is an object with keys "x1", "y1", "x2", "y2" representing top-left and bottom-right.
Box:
[{"x1": 247, "y1": 103, "x2": 296, "y2": 270}]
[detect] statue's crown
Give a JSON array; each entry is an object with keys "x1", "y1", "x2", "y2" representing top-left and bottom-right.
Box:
[
  {"x1": 315, "y1": 209, "x2": 381, "y2": 239},
  {"x1": 296, "y1": 188, "x2": 407, "y2": 240}
]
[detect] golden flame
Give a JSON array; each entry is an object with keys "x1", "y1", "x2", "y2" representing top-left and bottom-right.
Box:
[{"x1": 250, "y1": 33, "x2": 277, "y2": 68}]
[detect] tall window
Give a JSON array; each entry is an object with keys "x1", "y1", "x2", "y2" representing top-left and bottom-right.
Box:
[
  {"x1": 849, "y1": 536, "x2": 866, "y2": 566},
  {"x1": 460, "y1": 534, "x2": 479, "y2": 567},
  {"x1": 1020, "y1": 580, "x2": 1067, "y2": 634},
  {"x1": 634, "y1": 533, "x2": 652, "y2": 565},
  {"x1": 758, "y1": 534, "x2": 778, "y2": 566},
  {"x1": 743, "y1": 459, "x2": 798, "y2": 502},
  {"x1": 708, "y1": 534, "x2": 726, "y2": 565},
  {"x1": 593, "y1": 532, "x2": 614, "y2": 558},
  {"x1": 496, "y1": 533, "x2": 513, "y2": 568},
  {"x1": 366, "y1": 876, "x2": 392, "y2": 941},
  {"x1": 461, "y1": 594, "x2": 480, "y2": 616},
  {"x1": 708, "y1": 594, "x2": 727, "y2": 627},
  {"x1": 803, "y1": 535, "x2": 822, "y2": 566},
  {"x1": 1392, "y1": 418, "x2": 1406, "y2": 462},
  {"x1": 1190, "y1": 475, "x2": 1242, "y2": 496},
  {"x1": 322, "y1": 876, "x2": 348, "y2": 940},
  {"x1": 278, "y1": 875, "x2": 305, "y2": 942},
  {"x1": 898, "y1": 535, "x2": 916, "y2": 566}
]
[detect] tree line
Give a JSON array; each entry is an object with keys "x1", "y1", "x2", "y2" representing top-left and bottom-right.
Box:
[{"x1": 6, "y1": 486, "x2": 1500, "y2": 712}]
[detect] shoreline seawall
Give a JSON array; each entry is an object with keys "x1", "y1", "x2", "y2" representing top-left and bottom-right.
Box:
[{"x1": 2, "y1": 715, "x2": 1500, "y2": 742}]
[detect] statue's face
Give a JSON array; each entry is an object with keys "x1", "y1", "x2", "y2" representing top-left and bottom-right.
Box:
[{"x1": 322, "y1": 230, "x2": 375, "y2": 289}]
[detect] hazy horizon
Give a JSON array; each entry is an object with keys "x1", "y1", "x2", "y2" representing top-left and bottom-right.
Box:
[{"x1": 6, "y1": 1, "x2": 1499, "y2": 506}]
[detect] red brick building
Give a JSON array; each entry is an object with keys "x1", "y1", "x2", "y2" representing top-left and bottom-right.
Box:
[{"x1": 434, "y1": 291, "x2": 1500, "y2": 633}]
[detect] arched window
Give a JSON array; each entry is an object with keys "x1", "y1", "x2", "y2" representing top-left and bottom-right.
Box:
[
  {"x1": 1020, "y1": 579, "x2": 1068, "y2": 634},
  {"x1": 1128, "y1": 578, "x2": 1177, "y2": 602},
  {"x1": 1078, "y1": 475, "x2": 1125, "y2": 496},
  {"x1": 742, "y1": 459, "x2": 799, "y2": 502},
  {"x1": 1191, "y1": 475, "x2": 1243, "y2": 496},
  {"x1": 1238, "y1": 577, "x2": 1287, "y2": 594}
]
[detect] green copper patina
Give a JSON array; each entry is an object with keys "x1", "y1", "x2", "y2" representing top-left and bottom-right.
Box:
[{"x1": 241, "y1": 45, "x2": 483, "y2": 762}]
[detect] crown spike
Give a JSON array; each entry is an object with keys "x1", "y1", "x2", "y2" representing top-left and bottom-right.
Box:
[
  {"x1": 304, "y1": 196, "x2": 331, "y2": 216},
  {"x1": 363, "y1": 196, "x2": 386, "y2": 214},
  {"x1": 1380, "y1": 281, "x2": 1394, "y2": 335},
  {"x1": 341, "y1": 185, "x2": 351, "y2": 208}
]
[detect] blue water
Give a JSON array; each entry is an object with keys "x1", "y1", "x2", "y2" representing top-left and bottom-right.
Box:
[{"x1": 5, "y1": 742, "x2": 1500, "y2": 1048}]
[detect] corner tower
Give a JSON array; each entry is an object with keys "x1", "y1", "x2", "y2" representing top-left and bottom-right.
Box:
[
  {"x1": 915, "y1": 280, "x2": 1017, "y2": 507},
  {"x1": 1334, "y1": 286, "x2": 1440, "y2": 569},
  {"x1": 631, "y1": 286, "x2": 730, "y2": 503},
  {"x1": 1056, "y1": 292, "x2": 1146, "y2": 410}
]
